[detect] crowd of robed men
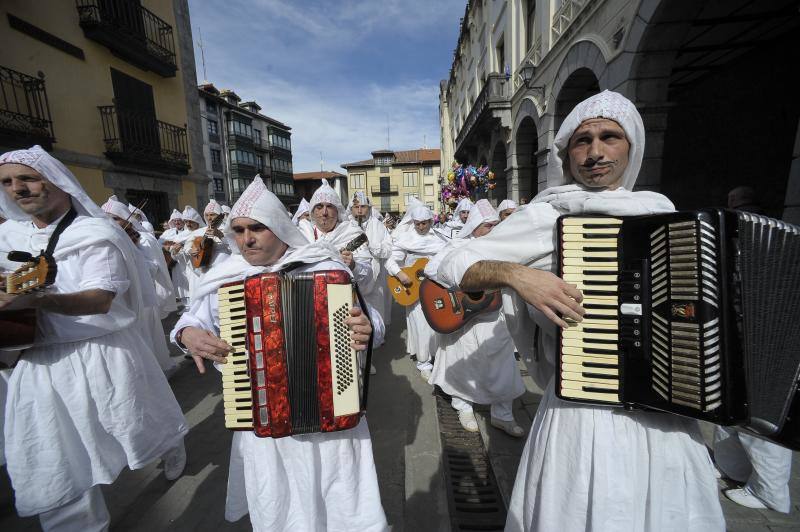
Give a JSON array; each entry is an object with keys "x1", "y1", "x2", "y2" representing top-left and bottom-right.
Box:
[{"x1": 0, "y1": 90, "x2": 794, "y2": 532}]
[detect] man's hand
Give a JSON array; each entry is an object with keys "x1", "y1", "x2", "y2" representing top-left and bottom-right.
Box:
[
  {"x1": 170, "y1": 242, "x2": 183, "y2": 254},
  {"x1": 396, "y1": 271, "x2": 412, "y2": 287},
  {"x1": 179, "y1": 326, "x2": 232, "y2": 374},
  {"x1": 205, "y1": 228, "x2": 224, "y2": 239},
  {"x1": 340, "y1": 250, "x2": 355, "y2": 271},
  {"x1": 0, "y1": 292, "x2": 36, "y2": 311},
  {"x1": 344, "y1": 307, "x2": 372, "y2": 350}
]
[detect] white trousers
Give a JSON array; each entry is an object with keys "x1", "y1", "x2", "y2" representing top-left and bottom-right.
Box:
[
  {"x1": 714, "y1": 426, "x2": 793, "y2": 513},
  {"x1": 39, "y1": 485, "x2": 109, "y2": 532},
  {"x1": 451, "y1": 396, "x2": 515, "y2": 421}
]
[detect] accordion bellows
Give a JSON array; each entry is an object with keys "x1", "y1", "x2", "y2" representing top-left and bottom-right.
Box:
[
  {"x1": 556, "y1": 209, "x2": 800, "y2": 450},
  {"x1": 218, "y1": 270, "x2": 368, "y2": 438}
]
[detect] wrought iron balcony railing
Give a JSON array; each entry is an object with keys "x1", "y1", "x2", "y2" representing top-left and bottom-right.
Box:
[
  {"x1": 551, "y1": 0, "x2": 593, "y2": 45},
  {"x1": 98, "y1": 105, "x2": 188, "y2": 173},
  {"x1": 0, "y1": 66, "x2": 55, "y2": 149},
  {"x1": 371, "y1": 185, "x2": 398, "y2": 195},
  {"x1": 76, "y1": 0, "x2": 177, "y2": 77}
]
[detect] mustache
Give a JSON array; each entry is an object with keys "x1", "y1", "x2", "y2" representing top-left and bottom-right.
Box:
[{"x1": 581, "y1": 159, "x2": 619, "y2": 169}]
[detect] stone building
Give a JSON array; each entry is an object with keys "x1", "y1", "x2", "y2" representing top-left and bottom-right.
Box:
[
  {"x1": 341, "y1": 149, "x2": 441, "y2": 217},
  {"x1": 198, "y1": 83, "x2": 295, "y2": 206},
  {"x1": 440, "y1": 0, "x2": 800, "y2": 221},
  {"x1": 0, "y1": 0, "x2": 209, "y2": 224}
]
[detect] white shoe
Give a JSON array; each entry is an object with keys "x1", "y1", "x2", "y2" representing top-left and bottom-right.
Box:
[
  {"x1": 419, "y1": 368, "x2": 432, "y2": 381},
  {"x1": 370, "y1": 363, "x2": 377, "y2": 375},
  {"x1": 458, "y1": 410, "x2": 479, "y2": 432},
  {"x1": 163, "y1": 442, "x2": 187, "y2": 481},
  {"x1": 491, "y1": 417, "x2": 525, "y2": 438},
  {"x1": 724, "y1": 487, "x2": 767, "y2": 509}
]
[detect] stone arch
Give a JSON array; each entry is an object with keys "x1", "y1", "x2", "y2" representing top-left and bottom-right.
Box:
[
  {"x1": 512, "y1": 98, "x2": 540, "y2": 202},
  {"x1": 553, "y1": 67, "x2": 600, "y2": 132},
  {"x1": 547, "y1": 39, "x2": 609, "y2": 121}
]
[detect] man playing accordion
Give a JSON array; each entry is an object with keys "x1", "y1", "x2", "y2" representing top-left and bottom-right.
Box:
[{"x1": 171, "y1": 176, "x2": 388, "y2": 531}]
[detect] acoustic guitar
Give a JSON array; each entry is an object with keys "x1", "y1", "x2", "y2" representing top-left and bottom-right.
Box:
[
  {"x1": 191, "y1": 213, "x2": 226, "y2": 269},
  {"x1": 387, "y1": 257, "x2": 429, "y2": 306},
  {"x1": 419, "y1": 279, "x2": 502, "y2": 334},
  {"x1": 0, "y1": 252, "x2": 57, "y2": 351}
]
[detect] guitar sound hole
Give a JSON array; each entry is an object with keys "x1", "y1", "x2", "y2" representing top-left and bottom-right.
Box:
[{"x1": 464, "y1": 292, "x2": 484, "y2": 301}]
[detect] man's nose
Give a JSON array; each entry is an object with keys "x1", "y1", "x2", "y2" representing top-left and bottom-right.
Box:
[
  {"x1": 587, "y1": 139, "x2": 604, "y2": 162},
  {"x1": 11, "y1": 178, "x2": 28, "y2": 194}
]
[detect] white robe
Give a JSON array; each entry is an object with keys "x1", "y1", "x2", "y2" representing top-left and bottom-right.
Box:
[
  {"x1": 351, "y1": 218, "x2": 393, "y2": 330},
  {"x1": 385, "y1": 229, "x2": 446, "y2": 363},
  {"x1": 168, "y1": 229, "x2": 191, "y2": 301},
  {"x1": 0, "y1": 216, "x2": 188, "y2": 517},
  {"x1": 179, "y1": 226, "x2": 232, "y2": 303},
  {"x1": 436, "y1": 189, "x2": 725, "y2": 532},
  {"x1": 425, "y1": 239, "x2": 525, "y2": 405},
  {"x1": 171, "y1": 257, "x2": 387, "y2": 531}
]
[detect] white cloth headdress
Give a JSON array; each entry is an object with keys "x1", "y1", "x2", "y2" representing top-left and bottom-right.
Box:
[
  {"x1": 346, "y1": 190, "x2": 374, "y2": 222},
  {"x1": 291, "y1": 198, "x2": 310, "y2": 225},
  {"x1": 496, "y1": 199, "x2": 518, "y2": 214},
  {"x1": 229, "y1": 176, "x2": 308, "y2": 249},
  {"x1": 181, "y1": 205, "x2": 204, "y2": 226},
  {"x1": 408, "y1": 204, "x2": 433, "y2": 222},
  {"x1": 102, "y1": 195, "x2": 143, "y2": 231},
  {"x1": 309, "y1": 179, "x2": 345, "y2": 222},
  {"x1": 545, "y1": 90, "x2": 644, "y2": 190},
  {"x1": 204, "y1": 198, "x2": 223, "y2": 215},
  {"x1": 127, "y1": 203, "x2": 148, "y2": 222},
  {"x1": 0, "y1": 145, "x2": 105, "y2": 221},
  {"x1": 221, "y1": 204, "x2": 231, "y2": 214},
  {"x1": 456, "y1": 199, "x2": 499, "y2": 238},
  {"x1": 168, "y1": 209, "x2": 182, "y2": 228},
  {"x1": 455, "y1": 198, "x2": 474, "y2": 213}
]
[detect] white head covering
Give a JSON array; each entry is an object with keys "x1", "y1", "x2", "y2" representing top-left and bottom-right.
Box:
[
  {"x1": 221, "y1": 204, "x2": 231, "y2": 215},
  {"x1": 291, "y1": 198, "x2": 310, "y2": 225},
  {"x1": 496, "y1": 199, "x2": 518, "y2": 214},
  {"x1": 102, "y1": 195, "x2": 143, "y2": 231},
  {"x1": 309, "y1": 179, "x2": 345, "y2": 222},
  {"x1": 398, "y1": 197, "x2": 424, "y2": 226},
  {"x1": 408, "y1": 204, "x2": 433, "y2": 222},
  {"x1": 0, "y1": 145, "x2": 105, "y2": 221},
  {"x1": 346, "y1": 190, "x2": 374, "y2": 222},
  {"x1": 456, "y1": 199, "x2": 499, "y2": 238},
  {"x1": 181, "y1": 205, "x2": 204, "y2": 226},
  {"x1": 168, "y1": 209, "x2": 182, "y2": 228},
  {"x1": 546, "y1": 90, "x2": 644, "y2": 190},
  {"x1": 127, "y1": 203, "x2": 148, "y2": 221},
  {"x1": 229, "y1": 176, "x2": 308, "y2": 249},
  {"x1": 204, "y1": 198, "x2": 223, "y2": 216},
  {"x1": 455, "y1": 198, "x2": 474, "y2": 214}
]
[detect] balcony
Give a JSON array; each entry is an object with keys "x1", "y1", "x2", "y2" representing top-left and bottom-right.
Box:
[
  {"x1": 227, "y1": 130, "x2": 253, "y2": 146},
  {"x1": 253, "y1": 138, "x2": 270, "y2": 151},
  {"x1": 230, "y1": 161, "x2": 257, "y2": 179},
  {"x1": 371, "y1": 185, "x2": 398, "y2": 196},
  {"x1": 455, "y1": 74, "x2": 511, "y2": 157},
  {"x1": 0, "y1": 66, "x2": 55, "y2": 150},
  {"x1": 551, "y1": 0, "x2": 594, "y2": 45},
  {"x1": 98, "y1": 105, "x2": 188, "y2": 173},
  {"x1": 377, "y1": 202, "x2": 400, "y2": 213},
  {"x1": 76, "y1": 0, "x2": 177, "y2": 78}
]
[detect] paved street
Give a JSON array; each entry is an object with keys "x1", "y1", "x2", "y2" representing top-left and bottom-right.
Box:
[{"x1": 2, "y1": 303, "x2": 800, "y2": 531}]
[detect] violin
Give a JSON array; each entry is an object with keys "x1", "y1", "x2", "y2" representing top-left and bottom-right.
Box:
[
  {"x1": 190, "y1": 213, "x2": 225, "y2": 269},
  {"x1": 123, "y1": 223, "x2": 140, "y2": 244}
]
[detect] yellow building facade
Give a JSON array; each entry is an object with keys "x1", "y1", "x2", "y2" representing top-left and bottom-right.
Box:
[
  {"x1": 341, "y1": 149, "x2": 441, "y2": 217},
  {"x1": 0, "y1": 0, "x2": 208, "y2": 224}
]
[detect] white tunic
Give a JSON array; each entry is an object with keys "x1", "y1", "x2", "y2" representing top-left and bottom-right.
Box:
[
  {"x1": 171, "y1": 259, "x2": 387, "y2": 531},
  {"x1": 425, "y1": 240, "x2": 525, "y2": 405},
  {"x1": 0, "y1": 216, "x2": 188, "y2": 516},
  {"x1": 351, "y1": 218, "x2": 393, "y2": 330},
  {"x1": 437, "y1": 193, "x2": 725, "y2": 532}
]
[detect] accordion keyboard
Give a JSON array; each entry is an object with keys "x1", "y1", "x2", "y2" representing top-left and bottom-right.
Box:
[
  {"x1": 559, "y1": 217, "x2": 622, "y2": 404},
  {"x1": 218, "y1": 281, "x2": 254, "y2": 430}
]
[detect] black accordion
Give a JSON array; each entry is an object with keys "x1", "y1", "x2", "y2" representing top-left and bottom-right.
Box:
[{"x1": 556, "y1": 209, "x2": 800, "y2": 449}]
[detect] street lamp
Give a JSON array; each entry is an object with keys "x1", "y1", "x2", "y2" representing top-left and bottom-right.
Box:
[{"x1": 517, "y1": 60, "x2": 545, "y2": 100}]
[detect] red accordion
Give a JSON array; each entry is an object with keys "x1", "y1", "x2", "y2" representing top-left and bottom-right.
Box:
[{"x1": 218, "y1": 270, "x2": 371, "y2": 438}]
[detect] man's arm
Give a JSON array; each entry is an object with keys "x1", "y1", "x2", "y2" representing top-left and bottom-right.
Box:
[
  {"x1": 0, "y1": 288, "x2": 115, "y2": 315},
  {"x1": 460, "y1": 260, "x2": 585, "y2": 329}
]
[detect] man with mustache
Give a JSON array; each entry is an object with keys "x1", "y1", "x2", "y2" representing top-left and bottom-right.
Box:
[{"x1": 435, "y1": 91, "x2": 725, "y2": 531}]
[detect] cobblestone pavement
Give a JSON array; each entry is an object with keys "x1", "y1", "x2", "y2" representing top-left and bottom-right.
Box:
[{"x1": 2, "y1": 305, "x2": 800, "y2": 531}]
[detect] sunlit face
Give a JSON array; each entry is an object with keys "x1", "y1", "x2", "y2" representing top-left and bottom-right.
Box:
[
  {"x1": 414, "y1": 219, "x2": 431, "y2": 235},
  {"x1": 204, "y1": 211, "x2": 218, "y2": 225},
  {"x1": 459, "y1": 210, "x2": 470, "y2": 223},
  {"x1": 350, "y1": 201, "x2": 369, "y2": 220},
  {"x1": 498, "y1": 208, "x2": 515, "y2": 221},
  {"x1": 173, "y1": 219, "x2": 185, "y2": 230},
  {"x1": 312, "y1": 202, "x2": 338, "y2": 233},
  {"x1": 185, "y1": 220, "x2": 200, "y2": 231},
  {"x1": 230, "y1": 217, "x2": 288, "y2": 266},
  {"x1": 471, "y1": 220, "x2": 498, "y2": 238},
  {"x1": 567, "y1": 118, "x2": 630, "y2": 190},
  {"x1": 0, "y1": 163, "x2": 71, "y2": 220}
]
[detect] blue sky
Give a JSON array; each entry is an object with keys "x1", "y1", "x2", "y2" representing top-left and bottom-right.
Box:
[{"x1": 187, "y1": 0, "x2": 464, "y2": 173}]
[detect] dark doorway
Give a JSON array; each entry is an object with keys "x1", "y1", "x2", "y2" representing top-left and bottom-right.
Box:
[
  {"x1": 515, "y1": 116, "x2": 539, "y2": 198},
  {"x1": 110, "y1": 67, "x2": 159, "y2": 160},
  {"x1": 554, "y1": 67, "x2": 600, "y2": 132}
]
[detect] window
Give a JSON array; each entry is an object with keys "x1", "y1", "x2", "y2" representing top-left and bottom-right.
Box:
[
  {"x1": 229, "y1": 149, "x2": 257, "y2": 166},
  {"x1": 269, "y1": 133, "x2": 291, "y2": 150},
  {"x1": 213, "y1": 178, "x2": 224, "y2": 193},
  {"x1": 206, "y1": 99, "x2": 217, "y2": 114},
  {"x1": 273, "y1": 181, "x2": 295, "y2": 196},
  {"x1": 404, "y1": 192, "x2": 419, "y2": 204},
  {"x1": 257, "y1": 154, "x2": 265, "y2": 170},
  {"x1": 351, "y1": 173, "x2": 365, "y2": 188},
  {"x1": 403, "y1": 172, "x2": 418, "y2": 187},
  {"x1": 228, "y1": 119, "x2": 252, "y2": 138},
  {"x1": 272, "y1": 158, "x2": 293, "y2": 173},
  {"x1": 379, "y1": 166, "x2": 390, "y2": 174},
  {"x1": 425, "y1": 184, "x2": 434, "y2": 197},
  {"x1": 423, "y1": 166, "x2": 433, "y2": 176},
  {"x1": 210, "y1": 149, "x2": 221, "y2": 165},
  {"x1": 254, "y1": 128, "x2": 262, "y2": 145},
  {"x1": 525, "y1": 0, "x2": 536, "y2": 51},
  {"x1": 207, "y1": 119, "x2": 218, "y2": 135}
]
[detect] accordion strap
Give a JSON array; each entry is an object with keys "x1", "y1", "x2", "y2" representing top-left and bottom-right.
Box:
[{"x1": 44, "y1": 206, "x2": 78, "y2": 258}]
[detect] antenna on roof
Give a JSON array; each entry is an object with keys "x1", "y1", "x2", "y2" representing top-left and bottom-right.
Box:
[
  {"x1": 197, "y1": 27, "x2": 208, "y2": 83},
  {"x1": 320, "y1": 151, "x2": 324, "y2": 172}
]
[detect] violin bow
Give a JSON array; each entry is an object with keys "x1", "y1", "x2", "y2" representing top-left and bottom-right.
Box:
[{"x1": 121, "y1": 198, "x2": 149, "y2": 231}]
